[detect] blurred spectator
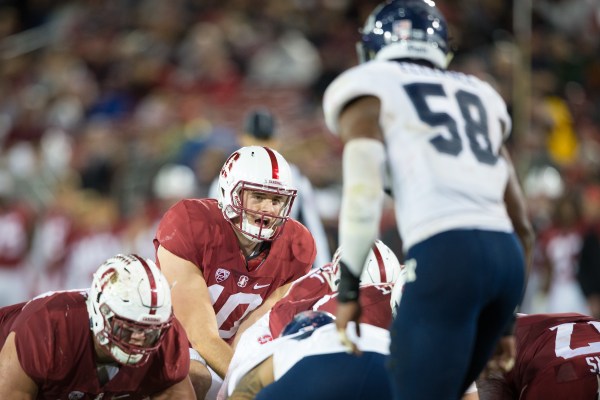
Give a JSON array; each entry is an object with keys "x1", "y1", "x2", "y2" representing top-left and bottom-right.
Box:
[
  {"x1": 247, "y1": 29, "x2": 322, "y2": 87},
  {"x1": 0, "y1": 0, "x2": 595, "y2": 316},
  {"x1": 123, "y1": 163, "x2": 198, "y2": 259},
  {"x1": 535, "y1": 193, "x2": 588, "y2": 314},
  {"x1": 577, "y1": 185, "x2": 600, "y2": 319},
  {"x1": 61, "y1": 191, "x2": 123, "y2": 290},
  {"x1": 0, "y1": 170, "x2": 36, "y2": 306},
  {"x1": 27, "y1": 173, "x2": 79, "y2": 297}
]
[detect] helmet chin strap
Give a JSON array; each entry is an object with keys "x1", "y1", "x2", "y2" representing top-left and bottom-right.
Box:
[
  {"x1": 93, "y1": 332, "x2": 144, "y2": 366},
  {"x1": 109, "y1": 343, "x2": 144, "y2": 365}
]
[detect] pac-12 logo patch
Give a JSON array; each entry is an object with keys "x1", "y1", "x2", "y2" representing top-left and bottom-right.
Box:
[{"x1": 216, "y1": 268, "x2": 230, "y2": 283}]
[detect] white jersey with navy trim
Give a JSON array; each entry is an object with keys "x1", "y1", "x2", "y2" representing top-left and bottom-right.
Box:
[
  {"x1": 224, "y1": 323, "x2": 389, "y2": 397},
  {"x1": 323, "y1": 61, "x2": 514, "y2": 250},
  {"x1": 272, "y1": 323, "x2": 390, "y2": 380}
]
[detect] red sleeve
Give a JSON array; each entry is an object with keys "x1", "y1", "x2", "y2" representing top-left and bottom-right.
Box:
[
  {"x1": 285, "y1": 266, "x2": 337, "y2": 303},
  {"x1": 0, "y1": 302, "x2": 27, "y2": 348},
  {"x1": 12, "y1": 301, "x2": 56, "y2": 383},
  {"x1": 273, "y1": 220, "x2": 316, "y2": 284},
  {"x1": 289, "y1": 221, "x2": 317, "y2": 278},
  {"x1": 152, "y1": 318, "x2": 191, "y2": 384}
]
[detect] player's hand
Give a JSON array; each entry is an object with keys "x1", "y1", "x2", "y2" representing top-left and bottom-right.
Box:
[
  {"x1": 482, "y1": 335, "x2": 515, "y2": 378},
  {"x1": 336, "y1": 300, "x2": 362, "y2": 355}
]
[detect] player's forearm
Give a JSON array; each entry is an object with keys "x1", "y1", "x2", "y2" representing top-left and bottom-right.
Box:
[
  {"x1": 338, "y1": 138, "x2": 385, "y2": 298},
  {"x1": 228, "y1": 358, "x2": 273, "y2": 400},
  {"x1": 0, "y1": 334, "x2": 38, "y2": 399},
  {"x1": 228, "y1": 367, "x2": 264, "y2": 399},
  {"x1": 339, "y1": 139, "x2": 385, "y2": 276},
  {"x1": 501, "y1": 147, "x2": 534, "y2": 275},
  {"x1": 192, "y1": 336, "x2": 233, "y2": 378}
]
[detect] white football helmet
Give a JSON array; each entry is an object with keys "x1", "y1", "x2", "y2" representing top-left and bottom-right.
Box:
[
  {"x1": 153, "y1": 163, "x2": 197, "y2": 200},
  {"x1": 330, "y1": 240, "x2": 404, "y2": 288},
  {"x1": 360, "y1": 240, "x2": 403, "y2": 284},
  {"x1": 87, "y1": 254, "x2": 173, "y2": 366},
  {"x1": 217, "y1": 146, "x2": 297, "y2": 242}
]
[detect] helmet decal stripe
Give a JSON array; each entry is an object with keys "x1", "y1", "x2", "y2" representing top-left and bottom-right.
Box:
[
  {"x1": 262, "y1": 146, "x2": 279, "y2": 179},
  {"x1": 372, "y1": 242, "x2": 387, "y2": 282},
  {"x1": 134, "y1": 255, "x2": 158, "y2": 315},
  {"x1": 99, "y1": 268, "x2": 116, "y2": 291}
]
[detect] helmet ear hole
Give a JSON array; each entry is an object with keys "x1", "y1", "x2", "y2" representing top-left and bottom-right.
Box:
[{"x1": 100, "y1": 304, "x2": 111, "y2": 316}]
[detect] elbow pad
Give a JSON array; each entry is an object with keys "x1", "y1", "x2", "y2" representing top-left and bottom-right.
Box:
[{"x1": 339, "y1": 138, "x2": 386, "y2": 279}]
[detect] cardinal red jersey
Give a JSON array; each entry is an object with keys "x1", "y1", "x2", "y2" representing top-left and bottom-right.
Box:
[
  {"x1": 284, "y1": 263, "x2": 338, "y2": 302},
  {"x1": 154, "y1": 198, "x2": 316, "y2": 341},
  {"x1": 0, "y1": 290, "x2": 190, "y2": 400},
  {"x1": 503, "y1": 313, "x2": 600, "y2": 399},
  {"x1": 269, "y1": 283, "x2": 394, "y2": 338}
]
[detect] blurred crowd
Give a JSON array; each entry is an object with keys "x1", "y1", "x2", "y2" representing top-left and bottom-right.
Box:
[{"x1": 0, "y1": 0, "x2": 598, "y2": 316}]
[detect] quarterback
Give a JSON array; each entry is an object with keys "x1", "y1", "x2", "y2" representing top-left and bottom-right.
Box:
[{"x1": 154, "y1": 145, "x2": 316, "y2": 399}]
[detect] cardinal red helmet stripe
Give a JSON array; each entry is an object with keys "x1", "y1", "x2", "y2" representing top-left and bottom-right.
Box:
[
  {"x1": 134, "y1": 255, "x2": 158, "y2": 315},
  {"x1": 372, "y1": 242, "x2": 386, "y2": 282},
  {"x1": 99, "y1": 268, "x2": 116, "y2": 291},
  {"x1": 263, "y1": 147, "x2": 279, "y2": 179}
]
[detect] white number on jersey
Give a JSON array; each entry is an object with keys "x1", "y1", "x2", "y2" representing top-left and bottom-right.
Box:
[
  {"x1": 552, "y1": 321, "x2": 600, "y2": 359},
  {"x1": 404, "y1": 82, "x2": 497, "y2": 165},
  {"x1": 209, "y1": 284, "x2": 263, "y2": 339}
]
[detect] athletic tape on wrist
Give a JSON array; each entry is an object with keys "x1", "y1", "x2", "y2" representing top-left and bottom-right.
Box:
[
  {"x1": 337, "y1": 261, "x2": 361, "y2": 303},
  {"x1": 189, "y1": 348, "x2": 207, "y2": 365}
]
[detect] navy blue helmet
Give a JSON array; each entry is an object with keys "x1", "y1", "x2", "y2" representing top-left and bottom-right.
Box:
[
  {"x1": 357, "y1": 0, "x2": 450, "y2": 69},
  {"x1": 280, "y1": 310, "x2": 335, "y2": 340},
  {"x1": 244, "y1": 108, "x2": 275, "y2": 141}
]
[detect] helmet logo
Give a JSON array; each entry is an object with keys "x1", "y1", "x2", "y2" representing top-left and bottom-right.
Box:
[
  {"x1": 99, "y1": 268, "x2": 117, "y2": 291},
  {"x1": 393, "y1": 19, "x2": 412, "y2": 40},
  {"x1": 237, "y1": 275, "x2": 249, "y2": 287},
  {"x1": 221, "y1": 152, "x2": 241, "y2": 179},
  {"x1": 215, "y1": 268, "x2": 230, "y2": 283}
]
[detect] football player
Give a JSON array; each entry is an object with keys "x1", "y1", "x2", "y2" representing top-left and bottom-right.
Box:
[
  {"x1": 478, "y1": 312, "x2": 600, "y2": 399},
  {"x1": 154, "y1": 145, "x2": 316, "y2": 399},
  {"x1": 216, "y1": 241, "x2": 403, "y2": 400},
  {"x1": 323, "y1": 1, "x2": 534, "y2": 398},
  {"x1": 227, "y1": 310, "x2": 393, "y2": 400},
  {"x1": 227, "y1": 240, "x2": 403, "y2": 371},
  {"x1": 0, "y1": 254, "x2": 194, "y2": 399},
  {"x1": 208, "y1": 108, "x2": 332, "y2": 268},
  {"x1": 224, "y1": 244, "x2": 478, "y2": 400}
]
